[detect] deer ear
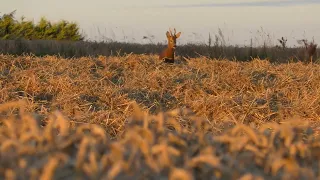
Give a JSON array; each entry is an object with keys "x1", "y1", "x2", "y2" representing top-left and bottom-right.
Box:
[
  {"x1": 175, "y1": 32, "x2": 181, "y2": 38},
  {"x1": 166, "y1": 31, "x2": 171, "y2": 38}
]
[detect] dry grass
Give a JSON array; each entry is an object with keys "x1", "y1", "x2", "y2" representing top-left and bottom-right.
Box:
[
  {"x1": 1, "y1": 54, "x2": 320, "y2": 178},
  {"x1": 0, "y1": 100, "x2": 319, "y2": 179},
  {"x1": 1, "y1": 54, "x2": 320, "y2": 135}
]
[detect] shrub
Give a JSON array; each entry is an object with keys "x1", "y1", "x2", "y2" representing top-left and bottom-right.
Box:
[{"x1": 0, "y1": 10, "x2": 84, "y2": 41}]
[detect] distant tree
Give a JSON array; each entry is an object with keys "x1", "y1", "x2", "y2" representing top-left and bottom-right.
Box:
[
  {"x1": 0, "y1": 10, "x2": 18, "y2": 39},
  {"x1": 0, "y1": 10, "x2": 84, "y2": 41}
]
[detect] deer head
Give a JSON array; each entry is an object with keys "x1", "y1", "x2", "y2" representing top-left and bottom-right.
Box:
[
  {"x1": 166, "y1": 28, "x2": 181, "y2": 49},
  {"x1": 159, "y1": 28, "x2": 181, "y2": 63}
]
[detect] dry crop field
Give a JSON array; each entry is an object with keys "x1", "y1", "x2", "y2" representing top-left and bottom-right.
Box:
[{"x1": 1, "y1": 54, "x2": 320, "y2": 179}]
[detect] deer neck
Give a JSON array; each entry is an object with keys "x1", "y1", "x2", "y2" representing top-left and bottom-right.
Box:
[{"x1": 166, "y1": 45, "x2": 175, "y2": 58}]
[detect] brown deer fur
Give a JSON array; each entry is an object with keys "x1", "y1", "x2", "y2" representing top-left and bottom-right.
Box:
[
  {"x1": 159, "y1": 28, "x2": 181, "y2": 63},
  {"x1": 302, "y1": 39, "x2": 318, "y2": 63},
  {"x1": 307, "y1": 43, "x2": 317, "y2": 63}
]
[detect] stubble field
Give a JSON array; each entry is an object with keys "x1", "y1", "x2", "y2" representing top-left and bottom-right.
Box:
[{"x1": 1, "y1": 54, "x2": 320, "y2": 179}]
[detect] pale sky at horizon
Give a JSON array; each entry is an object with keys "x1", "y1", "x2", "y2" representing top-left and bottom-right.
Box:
[{"x1": 2, "y1": 0, "x2": 320, "y2": 47}]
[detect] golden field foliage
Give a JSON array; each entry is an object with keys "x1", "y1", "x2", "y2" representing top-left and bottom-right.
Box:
[
  {"x1": 1, "y1": 54, "x2": 320, "y2": 134},
  {"x1": 1, "y1": 54, "x2": 320, "y2": 179},
  {"x1": 0, "y1": 100, "x2": 319, "y2": 179}
]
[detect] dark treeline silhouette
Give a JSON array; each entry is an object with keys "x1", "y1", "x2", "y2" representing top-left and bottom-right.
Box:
[{"x1": 0, "y1": 39, "x2": 318, "y2": 63}]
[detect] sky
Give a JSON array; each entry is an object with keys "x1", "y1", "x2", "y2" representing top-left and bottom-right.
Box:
[{"x1": 2, "y1": 0, "x2": 320, "y2": 47}]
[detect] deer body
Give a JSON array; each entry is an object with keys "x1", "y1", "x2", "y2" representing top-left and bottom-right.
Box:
[
  {"x1": 301, "y1": 39, "x2": 318, "y2": 63},
  {"x1": 307, "y1": 43, "x2": 317, "y2": 63},
  {"x1": 159, "y1": 28, "x2": 181, "y2": 63}
]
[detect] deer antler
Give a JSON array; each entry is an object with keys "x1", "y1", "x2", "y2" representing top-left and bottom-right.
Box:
[{"x1": 168, "y1": 28, "x2": 172, "y2": 36}]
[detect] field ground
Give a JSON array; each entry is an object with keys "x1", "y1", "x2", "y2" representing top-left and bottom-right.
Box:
[{"x1": 1, "y1": 54, "x2": 320, "y2": 179}]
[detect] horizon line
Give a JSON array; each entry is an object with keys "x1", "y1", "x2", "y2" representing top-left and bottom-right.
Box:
[{"x1": 160, "y1": 0, "x2": 320, "y2": 8}]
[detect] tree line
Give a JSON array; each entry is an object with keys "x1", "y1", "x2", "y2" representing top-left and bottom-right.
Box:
[{"x1": 0, "y1": 10, "x2": 84, "y2": 41}]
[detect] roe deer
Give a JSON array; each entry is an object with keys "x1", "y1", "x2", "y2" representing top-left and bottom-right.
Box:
[
  {"x1": 307, "y1": 43, "x2": 317, "y2": 63},
  {"x1": 301, "y1": 39, "x2": 317, "y2": 63},
  {"x1": 159, "y1": 28, "x2": 181, "y2": 63}
]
